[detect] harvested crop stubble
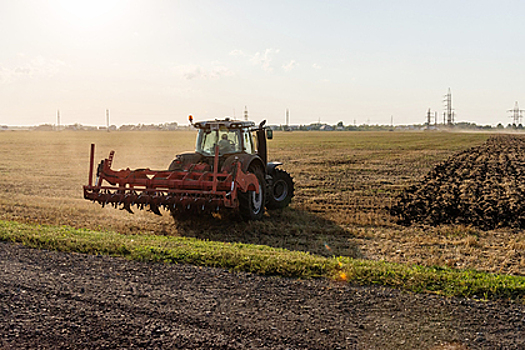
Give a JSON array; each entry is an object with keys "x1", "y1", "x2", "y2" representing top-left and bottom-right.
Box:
[{"x1": 391, "y1": 135, "x2": 525, "y2": 230}]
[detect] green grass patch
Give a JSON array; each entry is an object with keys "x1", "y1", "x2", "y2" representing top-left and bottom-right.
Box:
[{"x1": 1, "y1": 219, "x2": 524, "y2": 303}]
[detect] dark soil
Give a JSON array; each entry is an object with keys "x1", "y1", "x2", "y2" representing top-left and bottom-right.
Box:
[
  {"x1": 391, "y1": 135, "x2": 525, "y2": 229},
  {"x1": 1, "y1": 242, "x2": 524, "y2": 349}
]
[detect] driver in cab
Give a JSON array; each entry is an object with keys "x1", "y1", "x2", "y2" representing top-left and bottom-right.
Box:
[{"x1": 218, "y1": 133, "x2": 234, "y2": 153}]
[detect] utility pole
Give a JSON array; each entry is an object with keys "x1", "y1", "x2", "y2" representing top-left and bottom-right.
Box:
[
  {"x1": 106, "y1": 109, "x2": 110, "y2": 131},
  {"x1": 56, "y1": 109, "x2": 60, "y2": 131},
  {"x1": 243, "y1": 106, "x2": 248, "y2": 121},
  {"x1": 426, "y1": 108, "x2": 432, "y2": 127},
  {"x1": 434, "y1": 111, "x2": 438, "y2": 126},
  {"x1": 443, "y1": 88, "x2": 454, "y2": 125},
  {"x1": 507, "y1": 101, "x2": 524, "y2": 126},
  {"x1": 285, "y1": 109, "x2": 290, "y2": 127}
]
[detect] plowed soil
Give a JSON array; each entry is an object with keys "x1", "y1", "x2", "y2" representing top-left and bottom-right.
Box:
[
  {"x1": 1, "y1": 242, "x2": 524, "y2": 350},
  {"x1": 391, "y1": 135, "x2": 525, "y2": 229}
]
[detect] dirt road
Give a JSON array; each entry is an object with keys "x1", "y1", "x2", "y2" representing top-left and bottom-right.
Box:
[{"x1": 1, "y1": 242, "x2": 524, "y2": 349}]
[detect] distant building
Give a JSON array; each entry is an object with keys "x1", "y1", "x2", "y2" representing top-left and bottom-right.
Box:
[{"x1": 320, "y1": 125, "x2": 334, "y2": 131}]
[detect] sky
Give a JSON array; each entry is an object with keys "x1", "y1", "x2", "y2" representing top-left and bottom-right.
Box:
[{"x1": 1, "y1": 0, "x2": 525, "y2": 127}]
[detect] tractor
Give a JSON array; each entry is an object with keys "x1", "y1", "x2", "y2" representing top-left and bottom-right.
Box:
[{"x1": 83, "y1": 117, "x2": 294, "y2": 220}]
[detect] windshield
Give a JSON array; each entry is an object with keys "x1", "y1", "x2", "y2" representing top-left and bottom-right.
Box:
[{"x1": 196, "y1": 129, "x2": 242, "y2": 156}]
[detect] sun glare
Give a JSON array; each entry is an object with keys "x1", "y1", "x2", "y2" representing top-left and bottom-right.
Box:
[{"x1": 55, "y1": 0, "x2": 123, "y2": 29}]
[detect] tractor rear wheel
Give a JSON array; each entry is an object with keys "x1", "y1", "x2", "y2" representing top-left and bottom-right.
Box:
[
  {"x1": 266, "y1": 169, "x2": 294, "y2": 210},
  {"x1": 238, "y1": 166, "x2": 266, "y2": 220}
]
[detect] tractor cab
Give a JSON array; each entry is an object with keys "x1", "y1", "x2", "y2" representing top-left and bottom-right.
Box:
[{"x1": 194, "y1": 119, "x2": 257, "y2": 156}]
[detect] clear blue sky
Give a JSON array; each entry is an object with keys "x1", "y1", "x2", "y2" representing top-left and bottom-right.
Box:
[{"x1": 1, "y1": 0, "x2": 524, "y2": 126}]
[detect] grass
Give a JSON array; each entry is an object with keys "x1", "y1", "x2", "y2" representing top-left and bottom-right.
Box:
[{"x1": 2, "y1": 219, "x2": 525, "y2": 302}]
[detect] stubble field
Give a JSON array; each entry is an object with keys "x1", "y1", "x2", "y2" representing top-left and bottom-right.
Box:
[{"x1": 3, "y1": 129, "x2": 525, "y2": 277}]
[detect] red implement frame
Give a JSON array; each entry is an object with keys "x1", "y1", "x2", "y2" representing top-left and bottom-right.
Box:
[{"x1": 83, "y1": 144, "x2": 259, "y2": 215}]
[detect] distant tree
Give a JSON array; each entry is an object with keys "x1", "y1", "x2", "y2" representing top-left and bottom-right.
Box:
[
  {"x1": 163, "y1": 122, "x2": 178, "y2": 130},
  {"x1": 496, "y1": 123, "x2": 504, "y2": 129},
  {"x1": 119, "y1": 124, "x2": 134, "y2": 131},
  {"x1": 307, "y1": 123, "x2": 321, "y2": 131},
  {"x1": 33, "y1": 124, "x2": 54, "y2": 131}
]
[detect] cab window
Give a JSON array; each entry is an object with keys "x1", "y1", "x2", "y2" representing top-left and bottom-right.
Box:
[
  {"x1": 243, "y1": 131, "x2": 254, "y2": 154},
  {"x1": 196, "y1": 129, "x2": 241, "y2": 155}
]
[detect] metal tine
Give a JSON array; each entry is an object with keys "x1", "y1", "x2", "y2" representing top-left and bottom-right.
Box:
[{"x1": 120, "y1": 203, "x2": 134, "y2": 214}]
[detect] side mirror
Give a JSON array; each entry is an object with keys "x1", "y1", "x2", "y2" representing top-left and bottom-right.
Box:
[{"x1": 266, "y1": 129, "x2": 273, "y2": 140}]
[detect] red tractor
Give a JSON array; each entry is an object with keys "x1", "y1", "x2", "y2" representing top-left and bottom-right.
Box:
[{"x1": 83, "y1": 118, "x2": 294, "y2": 220}]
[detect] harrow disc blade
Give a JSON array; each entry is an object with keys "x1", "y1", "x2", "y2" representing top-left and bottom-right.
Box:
[{"x1": 149, "y1": 204, "x2": 162, "y2": 216}]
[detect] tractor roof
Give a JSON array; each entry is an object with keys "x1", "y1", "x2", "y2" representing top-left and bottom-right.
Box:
[{"x1": 193, "y1": 118, "x2": 255, "y2": 130}]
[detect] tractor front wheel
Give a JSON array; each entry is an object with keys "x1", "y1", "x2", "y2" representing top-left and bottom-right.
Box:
[
  {"x1": 266, "y1": 169, "x2": 294, "y2": 210},
  {"x1": 238, "y1": 167, "x2": 266, "y2": 220}
]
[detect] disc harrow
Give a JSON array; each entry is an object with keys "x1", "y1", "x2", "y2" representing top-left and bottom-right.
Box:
[{"x1": 83, "y1": 144, "x2": 260, "y2": 216}]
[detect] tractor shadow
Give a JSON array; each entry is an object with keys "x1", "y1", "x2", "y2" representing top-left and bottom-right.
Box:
[{"x1": 171, "y1": 208, "x2": 362, "y2": 259}]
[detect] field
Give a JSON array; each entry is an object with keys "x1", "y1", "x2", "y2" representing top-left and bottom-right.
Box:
[{"x1": 3, "y1": 129, "x2": 525, "y2": 278}]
